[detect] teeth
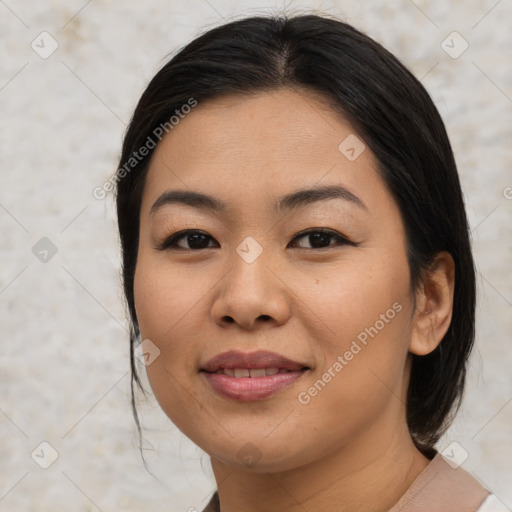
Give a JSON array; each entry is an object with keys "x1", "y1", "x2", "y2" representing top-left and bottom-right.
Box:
[
  {"x1": 215, "y1": 367, "x2": 287, "y2": 377},
  {"x1": 249, "y1": 368, "x2": 266, "y2": 378}
]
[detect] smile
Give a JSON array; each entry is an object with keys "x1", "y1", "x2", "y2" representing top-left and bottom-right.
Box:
[
  {"x1": 200, "y1": 349, "x2": 310, "y2": 401},
  {"x1": 202, "y1": 369, "x2": 308, "y2": 401},
  {"x1": 211, "y1": 367, "x2": 293, "y2": 377}
]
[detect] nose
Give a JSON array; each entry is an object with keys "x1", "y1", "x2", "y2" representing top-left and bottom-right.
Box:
[{"x1": 210, "y1": 248, "x2": 292, "y2": 331}]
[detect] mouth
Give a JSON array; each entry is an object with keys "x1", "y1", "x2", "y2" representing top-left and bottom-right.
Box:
[
  {"x1": 207, "y1": 367, "x2": 299, "y2": 377},
  {"x1": 200, "y1": 350, "x2": 310, "y2": 401}
]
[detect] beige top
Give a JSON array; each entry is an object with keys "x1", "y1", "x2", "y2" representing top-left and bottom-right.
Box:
[{"x1": 201, "y1": 451, "x2": 492, "y2": 512}]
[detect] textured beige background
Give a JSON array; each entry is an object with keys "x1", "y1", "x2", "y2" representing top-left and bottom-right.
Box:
[{"x1": 1, "y1": 0, "x2": 511, "y2": 510}]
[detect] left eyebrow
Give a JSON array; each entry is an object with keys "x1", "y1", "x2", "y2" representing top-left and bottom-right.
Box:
[{"x1": 276, "y1": 184, "x2": 368, "y2": 213}]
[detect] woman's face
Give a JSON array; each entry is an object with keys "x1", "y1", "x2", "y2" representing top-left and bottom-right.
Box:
[{"x1": 134, "y1": 88, "x2": 417, "y2": 472}]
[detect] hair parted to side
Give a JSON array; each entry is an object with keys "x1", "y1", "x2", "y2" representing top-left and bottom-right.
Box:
[{"x1": 115, "y1": 13, "x2": 476, "y2": 457}]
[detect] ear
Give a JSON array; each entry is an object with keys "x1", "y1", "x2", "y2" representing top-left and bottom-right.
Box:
[{"x1": 409, "y1": 251, "x2": 455, "y2": 356}]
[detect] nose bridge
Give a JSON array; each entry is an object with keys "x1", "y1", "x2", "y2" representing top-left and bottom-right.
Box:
[
  {"x1": 211, "y1": 236, "x2": 290, "y2": 329},
  {"x1": 234, "y1": 235, "x2": 266, "y2": 266},
  {"x1": 228, "y1": 236, "x2": 270, "y2": 298}
]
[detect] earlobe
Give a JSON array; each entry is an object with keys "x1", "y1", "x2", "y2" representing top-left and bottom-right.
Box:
[{"x1": 409, "y1": 251, "x2": 455, "y2": 356}]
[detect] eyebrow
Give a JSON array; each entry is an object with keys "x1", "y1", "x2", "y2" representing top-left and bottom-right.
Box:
[{"x1": 149, "y1": 184, "x2": 367, "y2": 217}]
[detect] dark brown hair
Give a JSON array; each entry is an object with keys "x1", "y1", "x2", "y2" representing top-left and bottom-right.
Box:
[{"x1": 114, "y1": 13, "x2": 476, "y2": 457}]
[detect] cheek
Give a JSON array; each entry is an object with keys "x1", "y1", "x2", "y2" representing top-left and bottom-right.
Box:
[
  {"x1": 300, "y1": 249, "x2": 412, "y2": 396},
  {"x1": 302, "y1": 250, "x2": 410, "y2": 343},
  {"x1": 133, "y1": 250, "x2": 213, "y2": 342},
  {"x1": 133, "y1": 261, "x2": 192, "y2": 429},
  {"x1": 132, "y1": 253, "x2": 217, "y2": 412},
  {"x1": 293, "y1": 279, "x2": 411, "y2": 451}
]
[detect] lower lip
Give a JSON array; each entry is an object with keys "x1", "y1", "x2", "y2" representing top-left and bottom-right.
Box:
[{"x1": 201, "y1": 370, "x2": 307, "y2": 401}]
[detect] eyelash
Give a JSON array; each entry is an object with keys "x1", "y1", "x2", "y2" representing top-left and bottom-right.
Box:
[{"x1": 156, "y1": 228, "x2": 356, "y2": 251}]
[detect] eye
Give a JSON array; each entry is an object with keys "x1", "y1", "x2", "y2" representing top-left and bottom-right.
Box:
[
  {"x1": 156, "y1": 230, "x2": 219, "y2": 250},
  {"x1": 156, "y1": 228, "x2": 354, "y2": 252},
  {"x1": 288, "y1": 228, "x2": 354, "y2": 249}
]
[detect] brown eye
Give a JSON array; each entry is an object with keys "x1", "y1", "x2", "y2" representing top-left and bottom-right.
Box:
[
  {"x1": 289, "y1": 229, "x2": 353, "y2": 249},
  {"x1": 158, "y1": 230, "x2": 218, "y2": 250}
]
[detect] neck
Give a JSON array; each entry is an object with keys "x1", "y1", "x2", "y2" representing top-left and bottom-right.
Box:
[{"x1": 210, "y1": 417, "x2": 431, "y2": 512}]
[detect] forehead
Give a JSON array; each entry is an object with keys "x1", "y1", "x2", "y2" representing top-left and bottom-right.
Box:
[
  {"x1": 141, "y1": 88, "x2": 385, "y2": 216},
  {"x1": 150, "y1": 88, "x2": 357, "y2": 165}
]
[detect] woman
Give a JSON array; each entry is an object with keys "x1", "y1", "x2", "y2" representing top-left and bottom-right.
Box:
[{"x1": 114, "y1": 13, "x2": 505, "y2": 511}]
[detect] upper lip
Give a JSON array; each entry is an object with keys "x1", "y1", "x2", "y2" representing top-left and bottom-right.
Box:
[{"x1": 201, "y1": 350, "x2": 308, "y2": 372}]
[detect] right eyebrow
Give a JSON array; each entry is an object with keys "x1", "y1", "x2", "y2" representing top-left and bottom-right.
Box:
[{"x1": 150, "y1": 190, "x2": 229, "y2": 217}]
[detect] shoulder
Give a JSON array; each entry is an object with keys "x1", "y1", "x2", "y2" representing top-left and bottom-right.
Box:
[{"x1": 390, "y1": 451, "x2": 492, "y2": 511}]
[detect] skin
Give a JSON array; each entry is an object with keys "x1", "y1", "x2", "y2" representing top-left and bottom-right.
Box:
[{"x1": 133, "y1": 87, "x2": 455, "y2": 512}]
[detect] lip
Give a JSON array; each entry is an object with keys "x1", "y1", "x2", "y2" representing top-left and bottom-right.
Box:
[
  {"x1": 202, "y1": 349, "x2": 307, "y2": 372},
  {"x1": 201, "y1": 350, "x2": 309, "y2": 401}
]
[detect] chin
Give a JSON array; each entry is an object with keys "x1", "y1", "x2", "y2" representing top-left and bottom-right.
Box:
[{"x1": 203, "y1": 435, "x2": 316, "y2": 474}]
